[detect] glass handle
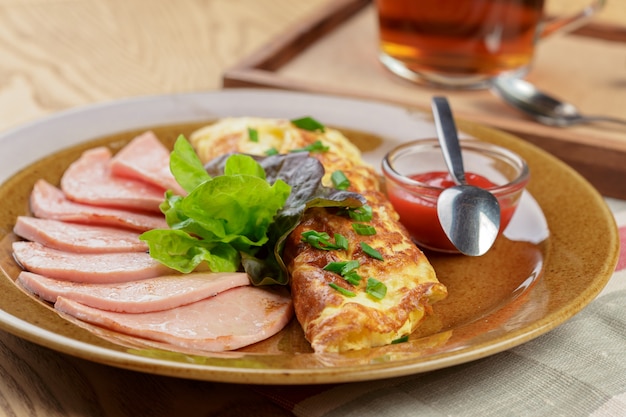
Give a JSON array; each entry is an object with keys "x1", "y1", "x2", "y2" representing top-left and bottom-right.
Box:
[{"x1": 540, "y1": 0, "x2": 606, "y2": 38}]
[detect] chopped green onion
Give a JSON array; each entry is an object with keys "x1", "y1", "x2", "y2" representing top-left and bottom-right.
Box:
[
  {"x1": 391, "y1": 335, "x2": 409, "y2": 344},
  {"x1": 247, "y1": 127, "x2": 259, "y2": 142},
  {"x1": 352, "y1": 223, "x2": 376, "y2": 236},
  {"x1": 343, "y1": 271, "x2": 363, "y2": 286},
  {"x1": 329, "y1": 282, "x2": 356, "y2": 297},
  {"x1": 341, "y1": 260, "x2": 360, "y2": 275},
  {"x1": 324, "y1": 260, "x2": 362, "y2": 285},
  {"x1": 289, "y1": 140, "x2": 329, "y2": 154},
  {"x1": 291, "y1": 116, "x2": 325, "y2": 132},
  {"x1": 366, "y1": 277, "x2": 387, "y2": 300},
  {"x1": 331, "y1": 170, "x2": 350, "y2": 190},
  {"x1": 360, "y1": 242, "x2": 384, "y2": 260},
  {"x1": 264, "y1": 147, "x2": 279, "y2": 156},
  {"x1": 348, "y1": 205, "x2": 373, "y2": 222},
  {"x1": 324, "y1": 260, "x2": 360, "y2": 275},
  {"x1": 334, "y1": 233, "x2": 349, "y2": 250},
  {"x1": 301, "y1": 230, "x2": 331, "y2": 249},
  {"x1": 323, "y1": 261, "x2": 347, "y2": 274},
  {"x1": 302, "y1": 230, "x2": 348, "y2": 251}
]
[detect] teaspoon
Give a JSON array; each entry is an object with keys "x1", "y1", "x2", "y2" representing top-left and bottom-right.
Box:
[
  {"x1": 492, "y1": 77, "x2": 626, "y2": 127},
  {"x1": 431, "y1": 96, "x2": 501, "y2": 256}
]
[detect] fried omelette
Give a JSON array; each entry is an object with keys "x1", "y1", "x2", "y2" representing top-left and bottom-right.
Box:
[{"x1": 190, "y1": 117, "x2": 447, "y2": 353}]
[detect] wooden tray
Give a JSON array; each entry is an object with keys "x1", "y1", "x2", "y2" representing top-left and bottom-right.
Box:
[{"x1": 223, "y1": 0, "x2": 626, "y2": 199}]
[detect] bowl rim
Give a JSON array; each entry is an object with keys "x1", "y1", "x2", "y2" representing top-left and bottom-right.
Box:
[{"x1": 381, "y1": 138, "x2": 530, "y2": 195}]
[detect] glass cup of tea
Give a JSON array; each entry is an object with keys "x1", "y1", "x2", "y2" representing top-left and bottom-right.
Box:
[{"x1": 375, "y1": 0, "x2": 606, "y2": 89}]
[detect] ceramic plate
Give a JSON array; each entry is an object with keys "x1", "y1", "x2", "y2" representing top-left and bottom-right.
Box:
[{"x1": 0, "y1": 90, "x2": 618, "y2": 384}]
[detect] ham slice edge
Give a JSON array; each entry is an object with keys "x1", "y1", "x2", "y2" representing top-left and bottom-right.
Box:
[
  {"x1": 18, "y1": 271, "x2": 251, "y2": 313},
  {"x1": 110, "y1": 131, "x2": 185, "y2": 195},
  {"x1": 13, "y1": 241, "x2": 172, "y2": 284},
  {"x1": 14, "y1": 216, "x2": 148, "y2": 253},
  {"x1": 54, "y1": 286, "x2": 293, "y2": 351},
  {"x1": 30, "y1": 179, "x2": 167, "y2": 232},
  {"x1": 60, "y1": 147, "x2": 165, "y2": 212}
]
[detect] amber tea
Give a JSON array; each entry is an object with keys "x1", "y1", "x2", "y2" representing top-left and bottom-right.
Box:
[{"x1": 376, "y1": 0, "x2": 601, "y2": 88}]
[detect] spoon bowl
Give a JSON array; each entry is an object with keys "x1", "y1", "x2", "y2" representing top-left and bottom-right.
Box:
[
  {"x1": 431, "y1": 96, "x2": 501, "y2": 256},
  {"x1": 492, "y1": 77, "x2": 626, "y2": 127},
  {"x1": 436, "y1": 185, "x2": 502, "y2": 256}
]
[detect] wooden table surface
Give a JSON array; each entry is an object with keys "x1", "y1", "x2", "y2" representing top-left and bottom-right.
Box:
[
  {"x1": 0, "y1": 1, "x2": 328, "y2": 415},
  {"x1": 0, "y1": 0, "x2": 623, "y2": 416}
]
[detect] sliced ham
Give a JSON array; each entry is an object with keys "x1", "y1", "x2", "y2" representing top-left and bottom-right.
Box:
[
  {"x1": 110, "y1": 131, "x2": 185, "y2": 195},
  {"x1": 13, "y1": 216, "x2": 148, "y2": 253},
  {"x1": 18, "y1": 271, "x2": 250, "y2": 313},
  {"x1": 15, "y1": 131, "x2": 292, "y2": 353},
  {"x1": 54, "y1": 286, "x2": 293, "y2": 351},
  {"x1": 60, "y1": 147, "x2": 165, "y2": 212},
  {"x1": 13, "y1": 241, "x2": 171, "y2": 284},
  {"x1": 30, "y1": 179, "x2": 167, "y2": 232}
]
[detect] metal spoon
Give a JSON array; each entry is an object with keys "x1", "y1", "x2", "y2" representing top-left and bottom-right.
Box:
[
  {"x1": 492, "y1": 77, "x2": 626, "y2": 127},
  {"x1": 431, "y1": 96, "x2": 501, "y2": 256}
]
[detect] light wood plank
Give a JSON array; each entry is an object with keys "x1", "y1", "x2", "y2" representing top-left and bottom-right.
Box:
[{"x1": 0, "y1": 0, "x2": 328, "y2": 130}]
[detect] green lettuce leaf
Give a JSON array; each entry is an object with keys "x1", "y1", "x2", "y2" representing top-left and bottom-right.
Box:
[
  {"x1": 205, "y1": 152, "x2": 365, "y2": 285},
  {"x1": 139, "y1": 229, "x2": 240, "y2": 273},
  {"x1": 169, "y1": 135, "x2": 211, "y2": 193},
  {"x1": 142, "y1": 136, "x2": 366, "y2": 286},
  {"x1": 140, "y1": 140, "x2": 291, "y2": 278}
]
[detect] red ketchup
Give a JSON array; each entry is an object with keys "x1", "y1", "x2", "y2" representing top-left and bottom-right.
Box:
[{"x1": 386, "y1": 171, "x2": 517, "y2": 253}]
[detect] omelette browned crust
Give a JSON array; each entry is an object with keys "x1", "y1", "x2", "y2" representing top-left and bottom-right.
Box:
[{"x1": 190, "y1": 117, "x2": 447, "y2": 353}]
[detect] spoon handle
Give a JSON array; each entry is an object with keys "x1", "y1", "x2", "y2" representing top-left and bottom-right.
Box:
[
  {"x1": 583, "y1": 115, "x2": 626, "y2": 127},
  {"x1": 431, "y1": 97, "x2": 466, "y2": 185}
]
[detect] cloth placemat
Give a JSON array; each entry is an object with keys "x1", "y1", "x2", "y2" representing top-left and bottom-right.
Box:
[{"x1": 255, "y1": 207, "x2": 626, "y2": 417}]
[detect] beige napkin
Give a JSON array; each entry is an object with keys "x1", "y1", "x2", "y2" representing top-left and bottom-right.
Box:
[{"x1": 256, "y1": 208, "x2": 626, "y2": 417}]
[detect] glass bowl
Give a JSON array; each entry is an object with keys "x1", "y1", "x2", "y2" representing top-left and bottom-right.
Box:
[{"x1": 381, "y1": 139, "x2": 530, "y2": 254}]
